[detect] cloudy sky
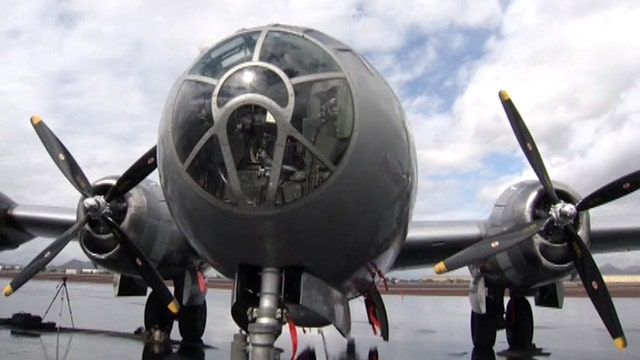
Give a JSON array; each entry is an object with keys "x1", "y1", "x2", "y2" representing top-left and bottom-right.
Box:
[{"x1": 1, "y1": 1, "x2": 640, "y2": 272}]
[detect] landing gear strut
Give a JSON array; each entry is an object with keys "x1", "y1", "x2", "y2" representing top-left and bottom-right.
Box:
[{"x1": 247, "y1": 267, "x2": 284, "y2": 360}]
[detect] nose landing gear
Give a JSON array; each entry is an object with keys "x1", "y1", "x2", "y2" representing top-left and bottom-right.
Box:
[{"x1": 247, "y1": 267, "x2": 284, "y2": 360}]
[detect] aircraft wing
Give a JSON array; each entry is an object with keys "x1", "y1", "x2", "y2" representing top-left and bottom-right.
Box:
[
  {"x1": 393, "y1": 214, "x2": 640, "y2": 271},
  {"x1": 6, "y1": 203, "x2": 639, "y2": 266},
  {"x1": 590, "y1": 214, "x2": 640, "y2": 254},
  {"x1": 0, "y1": 202, "x2": 76, "y2": 251},
  {"x1": 391, "y1": 220, "x2": 487, "y2": 270}
]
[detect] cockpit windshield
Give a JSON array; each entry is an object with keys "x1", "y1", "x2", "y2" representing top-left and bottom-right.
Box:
[{"x1": 173, "y1": 28, "x2": 355, "y2": 209}]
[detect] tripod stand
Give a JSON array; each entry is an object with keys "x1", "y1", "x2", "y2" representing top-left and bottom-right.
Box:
[{"x1": 43, "y1": 276, "x2": 75, "y2": 329}]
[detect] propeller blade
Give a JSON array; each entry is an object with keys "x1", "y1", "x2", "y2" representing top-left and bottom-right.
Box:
[
  {"x1": 576, "y1": 170, "x2": 640, "y2": 212},
  {"x1": 102, "y1": 216, "x2": 180, "y2": 315},
  {"x1": 4, "y1": 216, "x2": 89, "y2": 296},
  {"x1": 564, "y1": 227, "x2": 626, "y2": 349},
  {"x1": 105, "y1": 145, "x2": 158, "y2": 202},
  {"x1": 26, "y1": 118, "x2": 175, "y2": 315},
  {"x1": 434, "y1": 218, "x2": 549, "y2": 274},
  {"x1": 499, "y1": 91, "x2": 560, "y2": 204},
  {"x1": 30, "y1": 115, "x2": 93, "y2": 197},
  {"x1": 475, "y1": 91, "x2": 628, "y2": 349}
]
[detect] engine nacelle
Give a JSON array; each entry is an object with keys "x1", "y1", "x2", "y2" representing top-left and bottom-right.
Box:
[
  {"x1": 479, "y1": 180, "x2": 589, "y2": 290},
  {"x1": 78, "y1": 177, "x2": 197, "y2": 280}
]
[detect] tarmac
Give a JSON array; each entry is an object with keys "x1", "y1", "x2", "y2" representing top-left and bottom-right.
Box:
[
  {"x1": 4, "y1": 272, "x2": 640, "y2": 297},
  {"x1": 1, "y1": 277, "x2": 640, "y2": 359}
]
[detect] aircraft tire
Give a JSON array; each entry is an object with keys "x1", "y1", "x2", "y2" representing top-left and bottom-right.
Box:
[
  {"x1": 471, "y1": 347, "x2": 496, "y2": 360},
  {"x1": 179, "y1": 300, "x2": 207, "y2": 342},
  {"x1": 470, "y1": 298, "x2": 498, "y2": 349},
  {"x1": 144, "y1": 290, "x2": 175, "y2": 336},
  {"x1": 505, "y1": 297, "x2": 533, "y2": 349}
]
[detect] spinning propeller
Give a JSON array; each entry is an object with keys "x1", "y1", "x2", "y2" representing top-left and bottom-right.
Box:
[
  {"x1": 3, "y1": 116, "x2": 179, "y2": 316},
  {"x1": 434, "y1": 91, "x2": 640, "y2": 349}
]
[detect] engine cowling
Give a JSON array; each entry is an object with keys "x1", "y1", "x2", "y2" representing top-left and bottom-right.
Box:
[
  {"x1": 478, "y1": 180, "x2": 589, "y2": 289},
  {"x1": 78, "y1": 177, "x2": 197, "y2": 279}
]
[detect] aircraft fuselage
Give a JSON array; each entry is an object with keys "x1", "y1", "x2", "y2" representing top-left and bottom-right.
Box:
[{"x1": 157, "y1": 25, "x2": 416, "y2": 293}]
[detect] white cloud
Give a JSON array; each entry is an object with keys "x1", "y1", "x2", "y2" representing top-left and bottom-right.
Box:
[{"x1": 413, "y1": 0, "x2": 640, "y2": 220}]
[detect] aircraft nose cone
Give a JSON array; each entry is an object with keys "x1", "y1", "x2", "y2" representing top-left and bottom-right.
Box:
[{"x1": 163, "y1": 26, "x2": 356, "y2": 212}]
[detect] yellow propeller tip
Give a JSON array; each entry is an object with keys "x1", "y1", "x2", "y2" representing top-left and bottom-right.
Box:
[
  {"x1": 167, "y1": 300, "x2": 180, "y2": 315},
  {"x1": 614, "y1": 336, "x2": 627, "y2": 350},
  {"x1": 434, "y1": 262, "x2": 448, "y2": 275},
  {"x1": 498, "y1": 90, "x2": 510, "y2": 101},
  {"x1": 30, "y1": 115, "x2": 42, "y2": 125},
  {"x1": 3, "y1": 284, "x2": 14, "y2": 297}
]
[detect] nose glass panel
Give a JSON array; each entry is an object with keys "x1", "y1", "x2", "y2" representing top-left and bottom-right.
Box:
[
  {"x1": 227, "y1": 105, "x2": 278, "y2": 205},
  {"x1": 186, "y1": 134, "x2": 232, "y2": 202},
  {"x1": 189, "y1": 32, "x2": 260, "y2": 79},
  {"x1": 173, "y1": 29, "x2": 356, "y2": 209},
  {"x1": 172, "y1": 80, "x2": 215, "y2": 163},
  {"x1": 290, "y1": 79, "x2": 353, "y2": 165},
  {"x1": 217, "y1": 66, "x2": 289, "y2": 108},
  {"x1": 259, "y1": 31, "x2": 340, "y2": 78},
  {"x1": 278, "y1": 136, "x2": 332, "y2": 205}
]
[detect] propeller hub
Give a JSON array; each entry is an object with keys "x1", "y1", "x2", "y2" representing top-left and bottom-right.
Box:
[
  {"x1": 549, "y1": 201, "x2": 577, "y2": 227},
  {"x1": 83, "y1": 196, "x2": 110, "y2": 218}
]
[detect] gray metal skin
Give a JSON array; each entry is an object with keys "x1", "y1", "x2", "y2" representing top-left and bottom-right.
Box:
[
  {"x1": 395, "y1": 180, "x2": 640, "y2": 291},
  {"x1": 157, "y1": 24, "x2": 417, "y2": 295},
  {"x1": 478, "y1": 180, "x2": 587, "y2": 290},
  {"x1": 0, "y1": 179, "x2": 202, "y2": 282},
  {"x1": 77, "y1": 177, "x2": 203, "y2": 280},
  {"x1": 0, "y1": 192, "x2": 75, "y2": 251}
]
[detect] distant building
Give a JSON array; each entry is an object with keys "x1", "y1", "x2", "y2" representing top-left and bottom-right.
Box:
[
  {"x1": 81, "y1": 269, "x2": 102, "y2": 274},
  {"x1": 53, "y1": 259, "x2": 111, "y2": 275},
  {"x1": 0, "y1": 265, "x2": 22, "y2": 271}
]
